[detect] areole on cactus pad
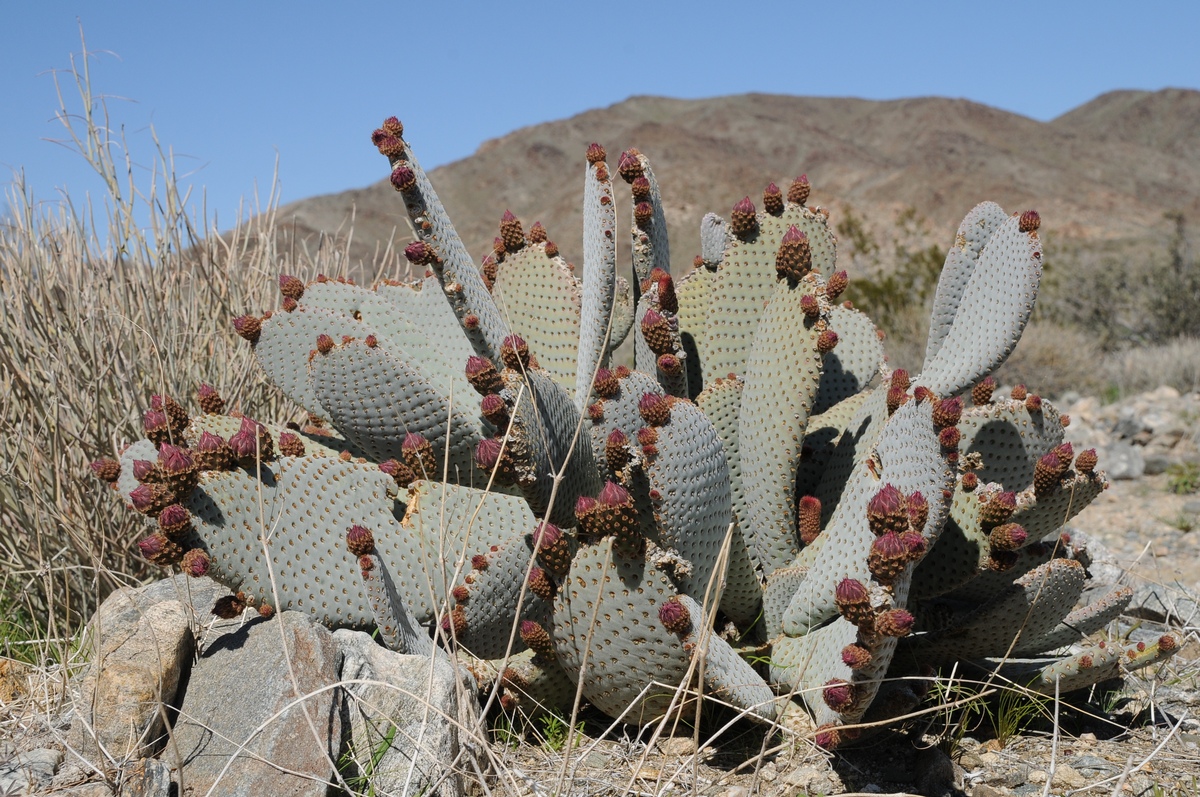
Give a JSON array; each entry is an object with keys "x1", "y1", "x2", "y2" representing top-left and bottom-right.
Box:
[{"x1": 89, "y1": 112, "x2": 1174, "y2": 745}]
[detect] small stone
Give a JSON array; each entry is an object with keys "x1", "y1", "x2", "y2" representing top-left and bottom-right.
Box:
[
  {"x1": 1143, "y1": 453, "x2": 1171, "y2": 475},
  {"x1": 780, "y1": 764, "x2": 833, "y2": 791},
  {"x1": 657, "y1": 736, "x2": 697, "y2": 756},
  {"x1": 1101, "y1": 441, "x2": 1145, "y2": 480},
  {"x1": 969, "y1": 785, "x2": 1008, "y2": 797},
  {"x1": 0, "y1": 747, "x2": 62, "y2": 794},
  {"x1": 1051, "y1": 764, "x2": 1087, "y2": 789},
  {"x1": 1127, "y1": 580, "x2": 1200, "y2": 625},
  {"x1": 51, "y1": 781, "x2": 114, "y2": 796}
]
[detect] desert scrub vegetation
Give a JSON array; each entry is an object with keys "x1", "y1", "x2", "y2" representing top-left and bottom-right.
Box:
[
  {"x1": 838, "y1": 201, "x2": 1200, "y2": 399},
  {"x1": 0, "y1": 48, "x2": 366, "y2": 642}
]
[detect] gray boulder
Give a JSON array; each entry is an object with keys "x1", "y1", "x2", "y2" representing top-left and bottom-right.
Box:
[
  {"x1": 335, "y1": 629, "x2": 473, "y2": 797},
  {"x1": 170, "y1": 611, "x2": 343, "y2": 797}
]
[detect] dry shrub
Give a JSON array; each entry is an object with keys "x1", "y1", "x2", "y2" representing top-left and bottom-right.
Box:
[
  {"x1": 1100, "y1": 337, "x2": 1200, "y2": 398},
  {"x1": 992, "y1": 322, "x2": 1107, "y2": 398},
  {"x1": 0, "y1": 49, "x2": 368, "y2": 643}
]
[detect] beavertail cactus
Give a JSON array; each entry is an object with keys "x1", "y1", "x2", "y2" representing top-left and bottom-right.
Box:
[{"x1": 89, "y1": 113, "x2": 1164, "y2": 744}]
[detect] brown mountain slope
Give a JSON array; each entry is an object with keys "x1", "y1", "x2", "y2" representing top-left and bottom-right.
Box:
[
  {"x1": 1051, "y1": 88, "x2": 1200, "y2": 159},
  {"x1": 271, "y1": 90, "x2": 1200, "y2": 280}
]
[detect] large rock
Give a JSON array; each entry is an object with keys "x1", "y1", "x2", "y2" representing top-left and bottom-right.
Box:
[
  {"x1": 67, "y1": 586, "x2": 193, "y2": 760},
  {"x1": 335, "y1": 629, "x2": 471, "y2": 797},
  {"x1": 171, "y1": 611, "x2": 343, "y2": 797}
]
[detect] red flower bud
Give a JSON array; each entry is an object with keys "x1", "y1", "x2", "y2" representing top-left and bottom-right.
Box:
[
  {"x1": 875, "y1": 608, "x2": 914, "y2": 637},
  {"x1": 197, "y1": 383, "x2": 225, "y2": 415},
  {"x1": 90, "y1": 457, "x2": 122, "y2": 483},
  {"x1": 658, "y1": 598, "x2": 692, "y2": 636},
  {"x1": 762, "y1": 182, "x2": 784, "y2": 216},
  {"x1": 180, "y1": 548, "x2": 210, "y2": 577},
  {"x1": 822, "y1": 679, "x2": 855, "y2": 712},
  {"x1": 787, "y1": 175, "x2": 810, "y2": 206},
  {"x1": 232, "y1": 315, "x2": 262, "y2": 343},
  {"x1": 278, "y1": 274, "x2": 305, "y2": 301},
  {"x1": 390, "y1": 165, "x2": 416, "y2": 192},
  {"x1": 730, "y1": 196, "x2": 757, "y2": 238},
  {"x1": 972, "y1": 376, "x2": 997, "y2": 405},
  {"x1": 346, "y1": 525, "x2": 375, "y2": 556},
  {"x1": 638, "y1": 392, "x2": 671, "y2": 426}
]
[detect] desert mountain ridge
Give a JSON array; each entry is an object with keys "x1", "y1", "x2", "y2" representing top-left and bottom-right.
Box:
[{"x1": 269, "y1": 88, "x2": 1200, "y2": 280}]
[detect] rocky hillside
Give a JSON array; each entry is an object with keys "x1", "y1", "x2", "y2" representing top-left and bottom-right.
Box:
[{"x1": 270, "y1": 89, "x2": 1200, "y2": 280}]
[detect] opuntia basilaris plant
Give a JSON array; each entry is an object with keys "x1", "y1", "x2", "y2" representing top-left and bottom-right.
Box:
[{"x1": 90, "y1": 115, "x2": 1176, "y2": 747}]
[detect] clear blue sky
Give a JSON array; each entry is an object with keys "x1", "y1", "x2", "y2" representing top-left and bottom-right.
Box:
[{"x1": 3, "y1": 2, "x2": 1198, "y2": 229}]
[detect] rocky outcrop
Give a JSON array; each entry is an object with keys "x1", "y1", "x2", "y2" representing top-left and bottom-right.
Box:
[{"x1": 11, "y1": 576, "x2": 471, "y2": 796}]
